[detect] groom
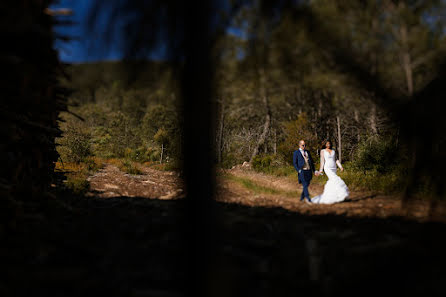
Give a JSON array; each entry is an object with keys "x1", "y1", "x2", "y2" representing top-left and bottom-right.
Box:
[{"x1": 293, "y1": 140, "x2": 318, "y2": 204}]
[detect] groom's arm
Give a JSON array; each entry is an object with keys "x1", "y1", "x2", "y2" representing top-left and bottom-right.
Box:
[{"x1": 293, "y1": 151, "x2": 301, "y2": 173}]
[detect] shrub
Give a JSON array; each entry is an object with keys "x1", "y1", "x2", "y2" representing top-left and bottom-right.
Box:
[
  {"x1": 65, "y1": 174, "x2": 90, "y2": 195},
  {"x1": 351, "y1": 136, "x2": 402, "y2": 174},
  {"x1": 221, "y1": 153, "x2": 239, "y2": 169},
  {"x1": 124, "y1": 146, "x2": 150, "y2": 163},
  {"x1": 57, "y1": 125, "x2": 92, "y2": 163},
  {"x1": 120, "y1": 159, "x2": 143, "y2": 175},
  {"x1": 252, "y1": 154, "x2": 272, "y2": 171},
  {"x1": 142, "y1": 104, "x2": 178, "y2": 138},
  {"x1": 252, "y1": 154, "x2": 284, "y2": 174},
  {"x1": 163, "y1": 159, "x2": 181, "y2": 171},
  {"x1": 103, "y1": 111, "x2": 141, "y2": 157},
  {"x1": 338, "y1": 163, "x2": 407, "y2": 194},
  {"x1": 146, "y1": 147, "x2": 161, "y2": 162},
  {"x1": 83, "y1": 156, "x2": 105, "y2": 172}
]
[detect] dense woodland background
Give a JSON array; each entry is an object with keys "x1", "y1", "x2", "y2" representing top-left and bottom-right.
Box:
[{"x1": 57, "y1": 0, "x2": 446, "y2": 197}]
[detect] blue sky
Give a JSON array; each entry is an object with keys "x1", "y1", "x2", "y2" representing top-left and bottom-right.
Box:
[
  {"x1": 51, "y1": 0, "x2": 108, "y2": 62},
  {"x1": 51, "y1": 0, "x2": 245, "y2": 63},
  {"x1": 51, "y1": 0, "x2": 171, "y2": 62}
]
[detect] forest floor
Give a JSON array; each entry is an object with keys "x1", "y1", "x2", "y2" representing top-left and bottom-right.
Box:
[
  {"x1": 85, "y1": 163, "x2": 185, "y2": 200},
  {"x1": 85, "y1": 162, "x2": 446, "y2": 223},
  {"x1": 3, "y1": 162, "x2": 446, "y2": 296},
  {"x1": 216, "y1": 166, "x2": 446, "y2": 223}
]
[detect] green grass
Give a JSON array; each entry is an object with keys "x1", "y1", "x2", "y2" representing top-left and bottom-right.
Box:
[
  {"x1": 223, "y1": 173, "x2": 300, "y2": 198},
  {"x1": 339, "y1": 169, "x2": 406, "y2": 193},
  {"x1": 252, "y1": 164, "x2": 297, "y2": 177},
  {"x1": 250, "y1": 163, "x2": 409, "y2": 195}
]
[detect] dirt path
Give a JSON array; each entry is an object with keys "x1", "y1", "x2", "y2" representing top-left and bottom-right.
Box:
[
  {"x1": 86, "y1": 163, "x2": 445, "y2": 223},
  {"x1": 216, "y1": 167, "x2": 446, "y2": 223},
  {"x1": 86, "y1": 163, "x2": 184, "y2": 199}
]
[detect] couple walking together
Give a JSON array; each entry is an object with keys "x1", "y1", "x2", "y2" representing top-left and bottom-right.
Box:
[{"x1": 293, "y1": 139, "x2": 349, "y2": 204}]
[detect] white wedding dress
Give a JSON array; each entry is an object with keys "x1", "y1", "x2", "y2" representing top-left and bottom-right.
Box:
[{"x1": 311, "y1": 149, "x2": 349, "y2": 204}]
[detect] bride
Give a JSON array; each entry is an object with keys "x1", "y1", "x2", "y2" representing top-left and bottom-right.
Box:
[{"x1": 311, "y1": 140, "x2": 349, "y2": 204}]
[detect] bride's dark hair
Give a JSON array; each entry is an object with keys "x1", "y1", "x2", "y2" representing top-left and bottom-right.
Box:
[{"x1": 321, "y1": 139, "x2": 333, "y2": 150}]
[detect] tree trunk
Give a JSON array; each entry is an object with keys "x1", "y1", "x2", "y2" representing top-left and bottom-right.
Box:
[
  {"x1": 354, "y1": 108, "x2": 360, "y2": 142},
  {"x1": 400, "y1": 23, "x2": 414, "y2": 97},
  {"x1": 160, "y1": 143, "x2": 164, "y2": 164},
  {"x1": 386, "y1": 0, "x2": 414, "y2": 97},
  {"x1": 250, "y1": 66, "x2": 271, "y2": 162},
  {"x1": 369, "y1": 104, "x2": 378, "y2": 135},
  {"x1": 250, "y1": 112, "x2": 271, "y2": 161},
  {"x1": 273, "y1": 128, "x2": 277, "y2": 154},
  {"x1": 337, "y1": 116, "x2": 342, "y2": 163}
]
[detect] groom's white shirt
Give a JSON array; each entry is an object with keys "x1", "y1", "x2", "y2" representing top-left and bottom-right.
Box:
[{"x1": 299, "y1": 148, "x2": 311, "y2": 171}]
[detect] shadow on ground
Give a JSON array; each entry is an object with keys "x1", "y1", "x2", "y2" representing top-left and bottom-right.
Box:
[{"x1": 2, "y1": 191, "x2": 446, "y2": 297}]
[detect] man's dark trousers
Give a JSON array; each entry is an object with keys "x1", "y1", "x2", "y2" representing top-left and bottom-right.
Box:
[{"x1": 299, "y1": 169, "x2": 312, "y2": 201}]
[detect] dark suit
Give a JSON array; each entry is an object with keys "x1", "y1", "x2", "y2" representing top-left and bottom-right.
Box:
[{"x1": 293, "y1": 149, "x2": 315, "y2": 201}]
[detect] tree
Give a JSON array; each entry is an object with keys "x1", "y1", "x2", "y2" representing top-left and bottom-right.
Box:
[
  {"x1": 0, "y1": 1, "x2": 68, "y2": 199},
  {"x1": 141, "y1": 104, "x2": 178, "y2": 140},
  {"x1": 154, "y1": 128, "x2": 169, "y2": 163},
  {"x1": 279, "y1": 113, "x2": 318, "y2": 163}
]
